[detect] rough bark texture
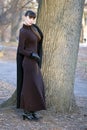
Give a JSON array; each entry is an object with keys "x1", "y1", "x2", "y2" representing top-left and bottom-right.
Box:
[{"x1": 37, "y1": 0, "x2": 85, "y2": 112}]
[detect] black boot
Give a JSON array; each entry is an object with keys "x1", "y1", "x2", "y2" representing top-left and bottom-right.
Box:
[
  {"x1": 31, "y1": 111, "x2": 41, "y2": 120},
  {"x1": 22, "y1": 111, "x2": 33, "y2": 121}
]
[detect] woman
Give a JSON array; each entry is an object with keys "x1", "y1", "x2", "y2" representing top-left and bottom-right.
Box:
[{"x1": 16, "y1": 10, "x2": 46, "y2": 121}]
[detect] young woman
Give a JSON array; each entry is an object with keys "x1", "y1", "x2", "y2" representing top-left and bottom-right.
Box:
[{"x1": 16, "y1": 10, "x2": 46, "y2": 121}]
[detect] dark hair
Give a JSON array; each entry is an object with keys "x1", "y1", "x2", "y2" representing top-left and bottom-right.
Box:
[{"x1": 25, "y1": 10, "x2": 36, "y2": 19}]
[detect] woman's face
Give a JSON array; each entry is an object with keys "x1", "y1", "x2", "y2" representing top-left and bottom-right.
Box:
[{"x1": 24, "y1": 16, "x2": 35, "y2": 26}]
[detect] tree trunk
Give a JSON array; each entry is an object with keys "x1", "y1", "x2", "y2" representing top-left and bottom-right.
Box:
[
  {"x1": 1, "y1": 28, "x2": 5, "y2": 42},
  {"x1": 37, "y1": 0, "x2": 85, "y2": 112},
  {"x1": 0, "y1": 90, "x2": 16, "y2": 108},
  {"x1": 10, "y1": 13, "x2": 21, "y2": 42},
  {"x1": 0, "y1": 1, "x2": 5, "y2": 42}
]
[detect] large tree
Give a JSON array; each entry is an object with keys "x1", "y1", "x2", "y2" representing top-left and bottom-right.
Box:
[
  {"x1": 0, "y1": 0, "x2": 85, "y2": 113},
  {"x1": 37, "y1": 0, "x2": 85, "y2": 112}
]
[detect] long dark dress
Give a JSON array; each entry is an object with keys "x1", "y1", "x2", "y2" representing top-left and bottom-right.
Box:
[{"x1": 17, "y1": 24, "x2": 46, "y2": 111}]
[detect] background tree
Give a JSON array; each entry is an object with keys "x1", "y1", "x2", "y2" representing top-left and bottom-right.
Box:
[
  {"x1": 0, "y1": 0, "x2": 5, "y2": 41},
  {"x1": 0, "y1": 0, "x2": 35, "y2": 42}
]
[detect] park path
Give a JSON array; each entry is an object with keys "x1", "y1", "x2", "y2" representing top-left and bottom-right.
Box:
[{"x1": 74, "y1": 44, "x2": 87, "y2": 108}]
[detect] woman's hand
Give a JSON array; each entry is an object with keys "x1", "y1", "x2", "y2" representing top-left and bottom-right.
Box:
[{"x1": 22, "y1": 16, "x2": 36, "y2": 26}]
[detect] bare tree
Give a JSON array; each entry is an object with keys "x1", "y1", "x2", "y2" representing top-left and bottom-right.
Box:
[{"x1": 0, "y1": 0, "x2": 33, "y2": 42}]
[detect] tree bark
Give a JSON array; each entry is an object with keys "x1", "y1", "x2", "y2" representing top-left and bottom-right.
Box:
[
  {"x1": 37, "y1": 0, "x2": 85, "y2": 112},
  {"x1": 0, "y1": 90, "x2": 16, "y2": 108}
]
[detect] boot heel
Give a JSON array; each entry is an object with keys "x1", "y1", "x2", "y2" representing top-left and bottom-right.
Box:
[{"x1": 23, "y1": 115, "x2": 26, "y2": 120}]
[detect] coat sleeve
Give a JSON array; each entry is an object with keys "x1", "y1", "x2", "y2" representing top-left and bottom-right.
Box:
[{"x1": 18, "y1": 29, "x2": 32, "y2": 57}]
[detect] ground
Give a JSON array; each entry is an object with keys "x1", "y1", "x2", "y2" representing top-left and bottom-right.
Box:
[{"x1": 0, "y1": 43, "x2": 87, "y2": 130}]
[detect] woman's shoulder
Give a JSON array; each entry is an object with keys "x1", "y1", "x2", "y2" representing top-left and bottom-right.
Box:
[
  {"x1": 33, "y1": 24, "x2": 43, "y2": 38},
  {"x1": 33, "y1": 24, "x2": 39, "y2": 29},
  {"x1": 33, "y1": 24, "x2": 41, "y2": 32},
  {"x1": 19, "y1": 26, "x2": 27, "y2": 35}
]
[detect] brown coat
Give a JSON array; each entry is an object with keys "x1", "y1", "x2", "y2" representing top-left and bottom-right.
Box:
[{"x1": 16, "y1": 24, "x2": 46, "y2": 111}]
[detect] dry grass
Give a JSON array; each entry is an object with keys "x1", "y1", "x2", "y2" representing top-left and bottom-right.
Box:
[{"x1": 0, "y1": 41, "x2": 18, "y2": 47}]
